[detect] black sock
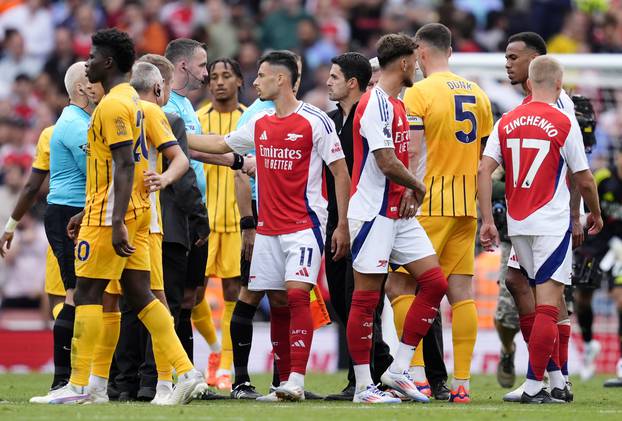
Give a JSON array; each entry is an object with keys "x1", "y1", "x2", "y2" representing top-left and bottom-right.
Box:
[
  {"x1": 231, "y1": 301, "x2": 256, "y2": 387},
  {"x1": 272, "y1": 359, "x2": 280, "y2": 388},
  {"x1": 577, "y1": 304, "x2": 594, "y2": 343},
  {"x1": 176, "y1": 308, "x2": 194, "y2": 362},
  {"x1": 52, "y1": 304, "x2": 75, "y2": 389},
  {"x1": 618, "y1": 309, "x2": 622, "y2": 355}
]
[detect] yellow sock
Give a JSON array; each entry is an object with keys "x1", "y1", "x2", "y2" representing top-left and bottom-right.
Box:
[
  {"x1": 192, "y1": 295, "x2": 218, "y2": 347},
  {"x1": 391, "y1": 295, "x2": 425, "y2": 367},
  {"x1": 139, "y1": 299, "x2": 193, "y2": 376},
  {"x1": 91, "y1": 312, "x2": 121, "y2": 379},
  {"x1": 219, "y1": 300, "x2": 235, "y2": 372},
  {"x1": 52, "y1": 302, "x2": 63, "y2": 320},
  {"x1": 69, "y1": 304, "x2": 103, "y2": 386},
  {"x1": 152, "y1": 316, "x2": 174, "y2": 382},
  {"x1": 451, "y1": 299, "x2": 478, "y2": 380}
]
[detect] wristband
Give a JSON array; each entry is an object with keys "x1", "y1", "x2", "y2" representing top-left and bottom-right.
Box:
[
  {"x1": 4, "y1": 217, "x2": 18, "y2": 233},
  {"x1": 231, "y1": 153, "x2": 244, "y2": 170},
  {"x1": 240, "y1": 216, "x2": 256, "y2": 230}
]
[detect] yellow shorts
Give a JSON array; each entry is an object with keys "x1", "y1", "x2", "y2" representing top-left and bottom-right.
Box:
[
  {"x1": 44, "y1": 246, "x2": 66, "y2": 296},
  {"x1": 149, "y1": 233, "x2": 163, "y2": 291},
  {"x1": 205, "y1": 231, "x2": 241, "y2": 279},
  {"x1": 76, "y1": 210, "x2": 151, "y2": 281},
  {"x1": 418, "y1": 216, "x2": 477, "y2": 277}
]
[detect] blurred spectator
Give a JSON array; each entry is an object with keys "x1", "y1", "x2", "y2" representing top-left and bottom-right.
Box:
[
  {"x1": 0, "y1": 30, "x2": 41, "y2": 97},
  {"x1": 0, "y1": 154, "x2": 30, "y2": 225},
  {"x1": 548, "y1": 10, "x2": 592, "y2": 53},
  {"x1": 160, "y1": 0, "x2": 207, "y2": 39},
  {"x1": 11, "y1": 74, "x2": 39, "y2": 124},
  {"x1": 42, "y1": 27, "x2": 78, "y2": 95},
  {"x1": 297, "y1": 17, "x2": 339, "y2": 71},
  {"x1": 593, "y1": 12, "x2": 622, "y2": 53},
  {"x1": 0, "y1": 211, "x2": 47, "y2": 310},
  {"x1": 237, "y1": 41, "x2": 260, "y2": 105},
  {"x1": 0, "y1": 118, "x2": 34, "y2": 168},
  {"x1": 120, "y1": 0, "x2": 169, "y2": 55},
  {"x1": 476, "y1": 10, "x2": 508, "y2": 51},
  {"x1": 453, "y1": 10, "x2": 485, "y2": 52},
  {"x1": 72, "y1": 3, "x2": 98, "y2": 58},
  {"x1": 302, "y1": 63, "x2": 334, "y2": 111},
  {"x1": 261, "y1": 0, "x2": 310, "y2": 51},
  {"x1": 0, "y1": 0, "x2": 55, "y2": 70},
  {"x1": 348, "y1": 0, "x2": 384, "y2": 49},
  {"x1": 530, "y1": 0, "x2": 572, "y2": 42},
  {"x1": 204, "y1": 0, "x2": 239, "y2": 61},
  {"x1": 311, "y1": 0, "x2": 351, "y2": 50}
]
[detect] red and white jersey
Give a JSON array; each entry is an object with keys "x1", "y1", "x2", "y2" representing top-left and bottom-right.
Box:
[
  {"x1": 484, "y1": 101, "x2": 589, "y2": 236},
  {"x1": 349, "y1": 86, "x2": 410, "y2": 221},
  {"x1": 523, "y1": 89, "x2": 575, "y2": 119},
  {"x1": 225, "y1": 102, "x2": 345, "y2": 236}
]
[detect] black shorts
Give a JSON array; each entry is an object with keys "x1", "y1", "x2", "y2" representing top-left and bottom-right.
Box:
[
  {"x1": 240, "y1": 200, "x2": 258, "y2": 287},
  {"x1": 44, "y1": 204, "x2": 83, "y2": 290},
  {"x1": 186, "y1": 241, "x2": 208, "y2": 289}
]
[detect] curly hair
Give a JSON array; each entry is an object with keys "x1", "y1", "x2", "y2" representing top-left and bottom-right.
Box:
[
  {"x1": 376, "y1": 33, "x2": 417, "y2": 68},
  {"x1": 92, "y1": 28, "x2": 136, "y2": 73}
]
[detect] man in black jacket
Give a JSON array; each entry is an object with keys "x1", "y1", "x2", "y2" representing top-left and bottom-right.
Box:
[{"x1": 323, "y1": 52, "x2": 394, "y2": 401}]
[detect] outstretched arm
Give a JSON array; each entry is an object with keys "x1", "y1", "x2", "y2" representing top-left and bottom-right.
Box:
[{"x1": 187, "y1": 133, "x2": 232, "y2": 154}]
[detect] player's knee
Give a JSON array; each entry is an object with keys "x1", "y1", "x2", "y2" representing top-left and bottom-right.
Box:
[
  {"x1": 222, "y1": 278, "x2": 241, "y2": 301},
  {"x1": 422, "y1": 267, "x2": 448, "y2": 303},
  {"x1": 267, "y1": 290, "x2": 288, "y2": 307}
]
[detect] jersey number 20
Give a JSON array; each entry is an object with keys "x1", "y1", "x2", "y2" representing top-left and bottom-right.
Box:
[{"x1": 454, "y1": 95, "x2": 477, "y2": 144}]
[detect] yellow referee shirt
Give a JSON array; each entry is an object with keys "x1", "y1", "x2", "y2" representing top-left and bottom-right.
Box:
[
  {"x1": 196, "y1": 103, "x2": 246, "y2": 233},
  {"x1": 403, "y1": 71, "x2": 493, "y2": 218},
  {"x1": 84, "y1": 83, "x2": 148, "y2": 226}
]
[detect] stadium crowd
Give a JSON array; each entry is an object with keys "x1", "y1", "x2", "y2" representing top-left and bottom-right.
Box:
[{"x1": 0, "y1": 0, "x2": 621, "y2": 407}]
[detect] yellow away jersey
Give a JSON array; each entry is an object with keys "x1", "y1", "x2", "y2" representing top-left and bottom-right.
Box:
[
  {"x1": 32, "y1": 125, "x2": 55, "y2": 172},
  {"x1": 196, "y1": 103, "x2": 246, "y2": 233},
  {"x1": 84, "y1": 83, "x2": 149, "y2": 226},
  {"x1": 403, "y1": 71, "x2": 493, "y2": 218},
  {"x1": 142, "y1": 100, "x2": 177, "y2": 234}
]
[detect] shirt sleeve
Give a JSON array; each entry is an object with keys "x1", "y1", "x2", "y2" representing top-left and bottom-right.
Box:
[
  {"x1": 32, "y1": 126, "x2": 52, "y2": 172},
  {"x1": 561, "y1": 119, "x2": 589, "y2": 173},
  {"x1": 359, "y1": 92, "x2": 395, "y2": 152},
  {"x1": 403, "y1": 85, "x2": 426, "y2": 131},
  {"x1": 224, "y1": 114, "x2": 258, "y2": 154},
  {"x1": 146, "y1": 105, "x2": 177, "y2": 151},
  {"x1": 313, "y1": 115, "x2": 345, "y2": 166},
  {"x1": 100, "y1": 99, "x2": 135, "y2": 149},
  {"x1": 482, "y1": 120, "x2": 503, "y2": 164}
]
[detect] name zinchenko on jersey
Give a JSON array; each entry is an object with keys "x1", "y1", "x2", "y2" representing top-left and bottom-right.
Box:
[{"x1": 503, "y1": 114, "x2": 559, "y2": 138}]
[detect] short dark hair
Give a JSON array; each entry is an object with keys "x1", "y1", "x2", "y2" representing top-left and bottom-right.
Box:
[
  {"x1": 208, "y1": 58, "x2": 244, "y2": 82},
  {"x1": 258, "y1": 50, "x2": 299, "y2": 86},
  {"x1": 165, "y1": 38, "x2": 207, "y2": 65},
  {"x1": 507, "y1": 32, "x2": 547, "y2": 56},
  {"x1": 376, "y1": 34, "x2": 417, "y2": 68},
  {"x1": 415, "y1": 23, "x2": 452, "y2": 51},
  {"x1": 92, "y1": 28, "x2": 135, "y2": 73},
  {"x1": 331, "y1": 52, "x2": 372, "y2": 92}
]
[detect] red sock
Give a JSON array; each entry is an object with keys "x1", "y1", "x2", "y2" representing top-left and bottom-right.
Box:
[
  {"x1": 402, "y1": 267, "x2": 447, "y2": 346},
  {"x1": 519, "y1": 312, "x2": 535, "y2": 344},
  {"x1": 558, "y1": 323, "x2": 571, "y2": 375},
  {"x1": 527, "y1": 305, "x2": 559, "y2": 381},
  {"x1": 270, "y1": 305, "x2": 291, "y2": 382},
  {"x1": 287, "y1": 289, "x2": 314, "y2": 376},
  {"x1": 347, "y1": 290, "x2": 380, "y2": 365},
  {"x1": 547, "y1": 327, "x2": 561, "y2": 371}
]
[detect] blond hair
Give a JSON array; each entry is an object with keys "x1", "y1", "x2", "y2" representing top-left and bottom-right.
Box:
[
  {"x1": 528, "y1": 56, "x2": 563, "y2": 90},
  {"x1": 138, "y1": 54, "x2": 175, "y2": 84}
]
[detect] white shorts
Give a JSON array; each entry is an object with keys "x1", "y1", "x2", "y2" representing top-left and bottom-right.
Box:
[
  {"x1": 350, "y1": 215, "x2": 436, "y2": 274},
  {"x1": 509, "y1": 231, "x2": 572, "y2": 286},
  {"x1": 247, "y1": 227, "x2": 324, "y2": 291}
]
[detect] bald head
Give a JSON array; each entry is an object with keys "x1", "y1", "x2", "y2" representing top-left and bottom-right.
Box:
[
  {"x1": 64, "y1": 61, "x2": 89, "y2": 100},
  {"x1": 528, "y1": 56, "x2": 563, "y2": 91}
]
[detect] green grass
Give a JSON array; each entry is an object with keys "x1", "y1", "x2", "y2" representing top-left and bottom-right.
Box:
[{"x1": 0, "y1": 373, "x2": 620, "y2": 420}]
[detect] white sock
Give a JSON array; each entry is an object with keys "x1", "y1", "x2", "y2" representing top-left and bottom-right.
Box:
[
  {"x1": 409, "y1": 366, "x2": 427, "y2": 383},
  {"x1": 353, "y1": 364, "x2": 374, "y2": 392},
  {"x1": 210, "y1": 342, "x2": 222, "y2": 353},
  {"x1": 156, "y1": 380, "x2": 173, "y2": 390},
  {"x1": 524, "y1": 378, "x2": 543, "y2": 396},
  {"x1": 451, "y1": 378, "x2": 469, "y2": 390},
  {"x1": 548, "y1": 369, "x2": 565, "y2": 390},
  {"x1": 288, "y1": 372, "x2": 305, "y2": 388},
  {"x1": 564, "y1": 374, "x2": 569, "y2": 382},
  {"x1": 88, "y1": 375, "x2": 107, "y2": 390},
  {"x1": 215, "y1": 368, "x2": 231, "y2": 377},
  {"x1": 390, "y1": 342, "x2": 416, "y2": 373}
]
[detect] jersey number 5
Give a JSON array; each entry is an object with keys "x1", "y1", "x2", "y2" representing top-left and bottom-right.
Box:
[
  {"x1": 454, "y1": 95, "x2": 477, "y2": 144},
  {"x1": 133, "y1": 110, "x2": 148, "y2": 162},
  {"x1": 507, "y1": 138, "x2": 551, "y2": 189}
]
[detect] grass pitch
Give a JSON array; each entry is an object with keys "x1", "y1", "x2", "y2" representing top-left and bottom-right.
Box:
[{"x1": 0, "y1": 372, "x2": 621, "y2": 420}]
